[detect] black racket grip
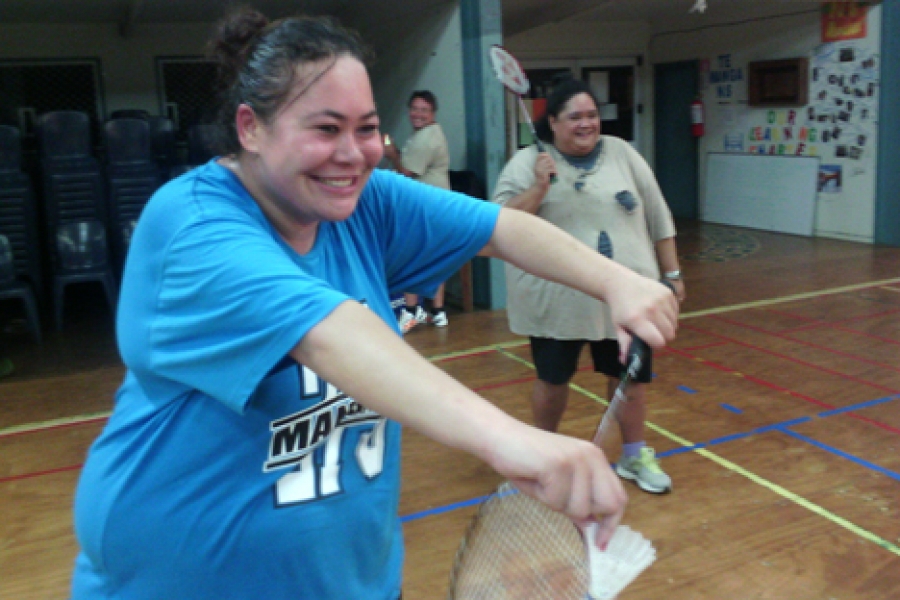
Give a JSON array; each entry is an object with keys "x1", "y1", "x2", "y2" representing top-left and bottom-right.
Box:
[
  {"x1": 534, "y1": 139, "x2": 558, "y2": 184},
  {"x1": 659, "y1": 278, "x2": 676, "y2": 294},
  {"x1": 625, "y1": 336, "x2": 649, "y2": 379},
  {"x1": 623, "y1": 279, "x2": 673, "y2": 378}
]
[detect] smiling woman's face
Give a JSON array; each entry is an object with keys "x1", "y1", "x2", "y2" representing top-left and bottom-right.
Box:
[
  {"x1": 242, "y1": 55, "x2": 383, "y2": 229},
  {"x1": 549, "y1": 92, "x2": 601, "y2": 156}
]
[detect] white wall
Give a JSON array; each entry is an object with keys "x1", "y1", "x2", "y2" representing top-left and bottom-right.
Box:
[
  {"x1": 508, "y1": 6, "x2": 882, "y2": 244},
  {"x1": 369, "y1": 5, "x2": 468, "y2": 170},
  {"x1": 650, "y1": 6, "x2": 882, "y2": 243}
]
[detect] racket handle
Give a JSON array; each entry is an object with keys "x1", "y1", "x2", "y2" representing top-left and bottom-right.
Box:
[
  {"x1": 625, "y1": 336, "x2": 649, "y2": 380},
  {"x1": 659, "y1": 277, "x2": 676, "y2": 294},
  {"x1": 533, "y1": 139, "x2": 558, "y2": 184}
]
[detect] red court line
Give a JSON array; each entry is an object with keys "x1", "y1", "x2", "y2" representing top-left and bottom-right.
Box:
[
  {"x1": 0, "y1": 463, "x2": 83, "y2": 484},
  {"x1": 832, "y1": 325, "x2": 900, "y2": 347},
  {"x1": 780, "y1": 307, "x2": 900, "y2": 334},
  {"x1": 434, "y1": 348, "x2": 498, "y2": 363},
  {"x1": 667, "y1": 346, "x2": 900, "y2": 435},
  {"x1": 712, "y1": 315, "x2": 900, "y2": 375},
  {"x1": 473, "y1": 375, "x2": 536, "y2": 392},
  {"x1": 763, "y1": 308, "x2": 819, "y2": 322},
  {"x1": 677, "y1": 341, "x2": 730, "y2": 352},
  {"x1": 762, "y1": 307, "x2": 900, "y2": 347},
  {"x1": 671, "y1": 341, "x2": 900, "y2": 434},
  {"x1": 681, "y1": 323, "x2": 900, "y2": 395}
]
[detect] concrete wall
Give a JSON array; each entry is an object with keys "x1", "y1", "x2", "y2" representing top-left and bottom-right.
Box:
[
  {"x1": 0, "y1": 22, "x2": 212, "y2": 116},
  {"x1": 0, "y1": 10, "x2": 469, "y2": 170}
]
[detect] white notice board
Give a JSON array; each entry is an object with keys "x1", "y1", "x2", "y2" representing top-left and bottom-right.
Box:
[{"x1": 703, "y1": 153, "x2": 819, "y2": 236}]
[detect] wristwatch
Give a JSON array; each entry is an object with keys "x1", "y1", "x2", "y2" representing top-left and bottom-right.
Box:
[{"x1": 664, "y1": 270, "x2": 682, "y2": 281}]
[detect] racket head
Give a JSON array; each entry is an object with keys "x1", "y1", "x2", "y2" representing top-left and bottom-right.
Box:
[
  {"x1": 447, "y1": 482, "x2": 588, "y2": 599},
  {"x1": 489, "y1": 45, "x2": 531, "y2": 96}
]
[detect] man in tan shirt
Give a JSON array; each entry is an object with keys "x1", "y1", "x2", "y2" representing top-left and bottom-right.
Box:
[{"x1": 384, "y1": 90, "x2": 451, "y2": 331}]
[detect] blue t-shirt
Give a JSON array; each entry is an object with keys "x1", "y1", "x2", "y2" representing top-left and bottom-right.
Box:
[{"x1": 71, "y1": 162, "x2": 500, "y2": 600}]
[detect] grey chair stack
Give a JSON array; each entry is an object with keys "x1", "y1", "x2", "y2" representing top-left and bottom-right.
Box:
[
  {"x1": 0, "y1": 234, "x2": 42, "y2": 343},
  {"x1": 37, "y1": 111, "x2": 117, "y2": 329},
  {"x1": 147, "y1": 116, "x2": 181, "y2": 181},
  {"x1": 0, "y1": 125, "x2": 43, "y2": 300},
  {"x1": 104, "y1": 117, "x2": 161, "y2": 272}
]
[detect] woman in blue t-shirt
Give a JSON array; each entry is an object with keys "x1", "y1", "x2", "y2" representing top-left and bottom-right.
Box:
[{"x1": 70, "y1": 8, "x2": 678, "y2": 600}]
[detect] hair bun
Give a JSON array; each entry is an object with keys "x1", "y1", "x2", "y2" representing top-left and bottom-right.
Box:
[{"x1": 207, "y1": 7, "x2": 270, "y2": 92}]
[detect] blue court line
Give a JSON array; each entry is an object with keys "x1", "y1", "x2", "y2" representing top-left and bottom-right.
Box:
[
  {"x1": 818, "y1": 394, "x2": 900, "y2": 417},
  {"x1": 720, "y1": 403, "x2": 743, "y2": 414},
  {"x1": 400, "y1": 493, "x2": 494, "y2": 523},
  {"x1": 678, "y1": 385, "x2": 697, "y2": 394},
  {"x1": 400, "y1": 394, "x2": 900, "y2": 524},
  {"x1": 778, "y1": 427, "x2": 900, "y2": 483}
]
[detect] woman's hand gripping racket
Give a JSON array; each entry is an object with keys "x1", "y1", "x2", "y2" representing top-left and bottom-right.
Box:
[
  {"x1": 489, "y1": 45, "x2": 557, "y2": 184},
  {"x1": 594, "y1": 278, "x2": 677, "y2": 451}
]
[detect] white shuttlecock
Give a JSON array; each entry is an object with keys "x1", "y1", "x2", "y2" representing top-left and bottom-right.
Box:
[{"x1": 584, "y1": 524, "x2": 657, "y2": 600}]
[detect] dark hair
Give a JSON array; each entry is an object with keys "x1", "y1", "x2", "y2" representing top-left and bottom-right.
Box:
[
  {"x1": 534, "y1": 79, "x2": 600, "y2": 143},
  {"x1": 207, "y1": 7, "x2": 372, "y2": 154},
  {"x1": 408, "y1": 90, "x2": 438, "y2": 112}
]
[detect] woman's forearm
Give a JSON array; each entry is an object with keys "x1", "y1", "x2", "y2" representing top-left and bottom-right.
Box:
[
  {"x1": 291, "y1": 301, "x2": 513, "y2": 462},
  {"x1": 290, "y1": 299, "x2": 629, "y2": 535},
  {"x1": 480, "y1": 208, "x2": 678, "y2": 346}
]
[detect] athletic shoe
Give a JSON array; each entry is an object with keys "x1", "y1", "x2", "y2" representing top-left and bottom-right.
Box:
[
  {"x1": 616, "y1": 447, "x2": 671, "y2": 494},
  {"x1": 398, "y1": 306, "x2": 427, "y2": 333},
  {"x1": 429, "y1": 311, "x2": 448, "y2": 327}
]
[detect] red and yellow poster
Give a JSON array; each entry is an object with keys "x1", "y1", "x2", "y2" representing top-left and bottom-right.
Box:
[{"x1": 822, "y1": 2, "x2": 868, "y2": 42}]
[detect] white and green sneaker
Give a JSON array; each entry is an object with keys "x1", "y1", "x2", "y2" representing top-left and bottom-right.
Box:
[{"x1": 616, "y1": 447, "x2": 672, "y2": 494}]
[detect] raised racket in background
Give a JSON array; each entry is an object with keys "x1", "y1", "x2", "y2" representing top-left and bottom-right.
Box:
[
  {"x1": 488, "y1": 45, "x2": 557, "y2": 183},
  {"x1": 447, "y1": 482, "x2": 655, "y2": 599}
]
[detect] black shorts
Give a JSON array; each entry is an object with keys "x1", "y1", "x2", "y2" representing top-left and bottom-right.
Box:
[{"x1": 529, "y1": 337, "x2": 653, "y2": 385}]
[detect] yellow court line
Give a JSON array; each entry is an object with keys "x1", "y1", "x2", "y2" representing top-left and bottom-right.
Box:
[
  {"x1": 494, "y1": 347, "x2": 900, "y2": 557},
  {"x1": 680, "y1": 277, "x2": 900, "y2": 319},
  {"x1": 0, "y1": 411, "x2": 111, "y2": 438},
  {"x1": 882, "y1": 286, "x2": 900, "y2": 294},
  {"x1": 8, "y1": 278, "x2": 891, "y2": 437}
]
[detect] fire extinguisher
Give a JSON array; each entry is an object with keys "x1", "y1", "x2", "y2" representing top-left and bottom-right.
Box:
[{"x1": 691, "y1": 96, "x2": 705, "y2": 137}]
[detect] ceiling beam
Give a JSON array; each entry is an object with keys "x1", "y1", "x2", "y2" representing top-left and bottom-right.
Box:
[{"x1": 503, "y1": 0, "x2": 612, "y2": 37}]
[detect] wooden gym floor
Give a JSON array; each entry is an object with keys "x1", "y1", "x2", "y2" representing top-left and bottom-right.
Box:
[{"x1": 2, "y1": 220, "x2": 900, "y2": 599}]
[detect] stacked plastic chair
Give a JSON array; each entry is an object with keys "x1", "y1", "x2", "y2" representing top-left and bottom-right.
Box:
[
  {"x1": 147, "y1": 116, "x2": 180, "y2": 181},
  {"x1": 103, "y1": 117, "x2": 161, "y2": 272},
  {"x1": 0, "y1": 125, "x2": 43, "y2": 300},
  {"x1": 0, "y1": 234, "x2": 42, "y2": 343},
  {"x1": 37, "y1": 110, "x2": 117, "y2": 329}
]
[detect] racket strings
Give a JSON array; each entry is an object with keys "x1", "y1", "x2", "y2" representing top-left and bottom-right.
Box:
[{"x1": 448, "y1": 483, "x2": 588, "y2": 599}]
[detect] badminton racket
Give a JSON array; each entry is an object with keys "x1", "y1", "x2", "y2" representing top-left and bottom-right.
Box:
[
  {"x1": 488, "y1": 45, "x2": 557, "y2": 183},
  {"x1": 591, "y1": 337, "x2": 649, "y2": 446},
  {"x1": 447, "y1": 482, "x2": 656, "y2": 599},
  {"x1": 593, "y1": 279, "x2": 676, "y2": 446}
]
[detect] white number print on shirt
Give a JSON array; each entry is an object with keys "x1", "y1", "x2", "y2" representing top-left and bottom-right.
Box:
[{"x1": 267, "y1": 365, "x2": 387, "y2": 505}]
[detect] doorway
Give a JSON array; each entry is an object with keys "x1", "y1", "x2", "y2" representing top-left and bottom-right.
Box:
[{"x1": 654, "y1": 60, "x2": 699, "y2": 220}]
